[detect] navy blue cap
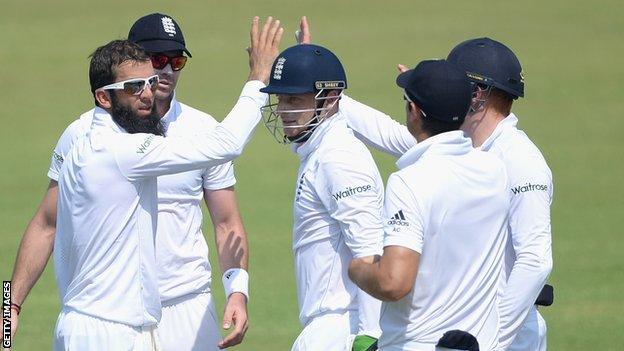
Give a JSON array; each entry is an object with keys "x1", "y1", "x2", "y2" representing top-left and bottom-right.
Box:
[
  {"x1": 396, "y1": 60, "x2": 472, "y2": 123},
  {"x1": 128, "y1": 13, "x2": 192, "y2": 57},
  {"x1": 260, "y1": 44, "x2": 347, "y2": 95},
  {"x1": 447, "y1": 37, "x2": 523, "y2": 98}
]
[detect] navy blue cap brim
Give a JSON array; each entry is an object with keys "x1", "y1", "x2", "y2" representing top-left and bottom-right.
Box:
[
  {"x1": 136, "y1": 39, "x2": 192, "y2": 57},
  {"x1": 396, "y1": 70, "x2": 414, "y2": 89},
  {"x1": 259, "y1": 85, "x2": 315, "y2": 95}
]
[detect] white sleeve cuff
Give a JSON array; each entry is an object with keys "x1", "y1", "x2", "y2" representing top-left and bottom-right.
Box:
[
  {"x1": 240, "y1": 80, "x2": 268, "y2": 105},
  {"x1": 384, "y1": 236, "x2": 422, "y2": 254}
]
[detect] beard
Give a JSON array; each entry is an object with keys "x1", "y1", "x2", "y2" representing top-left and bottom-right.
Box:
[{"x1": 110, "y1": 93, "x2": 164, "y2": 136}]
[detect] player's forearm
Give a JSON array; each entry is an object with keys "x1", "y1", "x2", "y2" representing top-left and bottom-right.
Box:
[
  {"x1": 11, "y1": 218, "x2": 55, "y2": 306},
  {"x1": 214, "y1": 220, "x2": 249, "y2": 272},
  {"x1": 498, "y1": 252, "x2": 552, "y2": 348},
  {"x1": 349, "y1": 256, "x2": 403, "y2": 302}
]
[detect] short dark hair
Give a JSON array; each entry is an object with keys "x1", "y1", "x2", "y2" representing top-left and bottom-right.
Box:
[
  {"x1": 420, "y1": 115, "x2": 462, "y2": 136},
  {"x1": 89, "y1": 39, "x2": 150, "y2": 105}
]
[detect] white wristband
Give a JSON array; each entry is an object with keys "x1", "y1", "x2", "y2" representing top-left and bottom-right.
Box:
[{"x1": 222, "y1": 268, "x2": 249, "y2": 301}]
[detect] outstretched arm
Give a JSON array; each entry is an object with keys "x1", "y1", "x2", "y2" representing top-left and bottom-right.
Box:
[{"x1": 115, "y1": 17, "x2": 285, "y2": 181}]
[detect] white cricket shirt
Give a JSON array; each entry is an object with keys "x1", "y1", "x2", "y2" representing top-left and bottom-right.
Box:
[
  {"x1": 291, "y1": 112, "x2": 384, "y2": 337},
  {"x1": 479, "y1": 114, "x2": 553, "y2": 349},
  {"x1": 342, "y1": 97, "x2": 553, "y2": 349},
  {"x1": 49, "y1": 94, "x2": 236, "y2": 302},
  {"x1": 379, "y1": 131, "x2": 510, "y2": 351},
  {"x1": 54, "y1": 81, "x2": 266, "y2": 326}
]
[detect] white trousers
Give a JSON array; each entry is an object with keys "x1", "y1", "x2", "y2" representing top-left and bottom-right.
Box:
[
  {"x1": 157, "y1": 293, "x2": 221, "y2": 351},
  {"x1": 508, "y1": 307, "x2": 547, "y2": 351},
  {"x1": 54, "y1": 309, "x2": 161, "y2": 351},
  {"x1": 291, "y1": 312, "x2": 357, "y2": 351}
]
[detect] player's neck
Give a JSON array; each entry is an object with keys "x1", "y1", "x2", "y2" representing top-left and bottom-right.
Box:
[
  {"x1": 155, "y1": 95, "x2": 173, "y2": 119},
  {"x1": 463, "y1": 108, "x2": 507, "y2": 147}
]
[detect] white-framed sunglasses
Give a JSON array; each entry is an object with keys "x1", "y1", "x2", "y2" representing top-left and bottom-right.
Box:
[{"x1": 96, "y1": 75, "x2": 159, "y2": 96}]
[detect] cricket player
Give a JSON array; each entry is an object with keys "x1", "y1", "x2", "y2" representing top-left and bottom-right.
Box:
[
  {"x1": 41, "y1": 13, "x2": 253, "y2": 349},
  {"x1": 339, "y1": 38, "x2": 554, "y2": 351},
  {"x1": 348, "y1": 59, "x2": 511, "y2": 351},
  {"x1": 260, "y1": 43, "x2": 383, "y2": 351},
  {"x1": 8, "y1": 16, "x2": 283, "y2": 350}
]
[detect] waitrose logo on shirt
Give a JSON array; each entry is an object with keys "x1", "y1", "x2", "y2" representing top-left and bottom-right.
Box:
[
  {"x1": 511, "y1": 183, "x2": 548, "y2": 195},
  {"x1": 332, "y1": 184, "x2": 372, "y2": 201}
]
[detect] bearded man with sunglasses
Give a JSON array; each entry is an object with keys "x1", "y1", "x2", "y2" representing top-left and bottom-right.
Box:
[
  {"x1": 261, "y1": 43, "x2": 384, "y2": 351},
  {"x1": 7, "y1": 16, "x2": 283, "y2": 351}
]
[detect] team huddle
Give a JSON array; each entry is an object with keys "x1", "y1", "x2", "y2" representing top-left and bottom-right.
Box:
[{"x1": 7, "y1": 13, "x2": 553, "y2": 351}]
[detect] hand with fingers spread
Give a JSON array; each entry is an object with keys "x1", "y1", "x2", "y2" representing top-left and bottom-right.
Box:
[
  {"x1": 248, "y1": 16, "x2": 284, "y2": 84},
  {"x1": 295, "y1": 16, "x2": 311, "y2": 44},
  {"x1": 218, "y1": 292, "x2": 248, "y2": 349}
]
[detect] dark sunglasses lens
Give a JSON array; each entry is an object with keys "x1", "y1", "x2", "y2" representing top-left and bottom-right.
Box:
[
  {"x1": 170, "y1": 56, "x2": 187, "y2": 71},
  {"x1": 150, "y1": 55, "x2": 168, "y2": 69},
  {"x1": 123, "y1": 80, "x2": 146, "y2": 95}
]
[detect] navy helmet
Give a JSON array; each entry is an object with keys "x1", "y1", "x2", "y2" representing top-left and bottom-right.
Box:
[
  {"x1": 447, "y1": 37, "x2": 524, "y2": 99},
  {"x1": 260, "y1": 44, "x2": 347, "y2": 95},
  {"x1": 261, "y1": 44, "x2": 347, "y2": 145}
]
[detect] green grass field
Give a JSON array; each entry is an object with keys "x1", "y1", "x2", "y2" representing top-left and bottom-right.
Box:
[{"x1": 1, "y1": 0, "x2": 623, "y2": 349}]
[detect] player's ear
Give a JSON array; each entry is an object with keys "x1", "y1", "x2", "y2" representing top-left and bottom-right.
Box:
[
  {"x1": 95, "y1": 90, "x2": 112, "y2": 109},
  {"x1": 407, "y1": 101, "x2": 419, "y2": 122},
  {"x1": 322, "y1": 90, "x2": 340, "y2": 107}
]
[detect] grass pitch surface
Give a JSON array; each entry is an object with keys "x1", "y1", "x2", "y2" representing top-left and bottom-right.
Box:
[{"x1": 1, "y1": 1, "x2": 622, "y2": 349}]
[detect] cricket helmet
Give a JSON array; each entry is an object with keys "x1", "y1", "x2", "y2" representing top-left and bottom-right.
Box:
[{"x1": 447, "y1": 37, "x2": 524, "y2": 99}]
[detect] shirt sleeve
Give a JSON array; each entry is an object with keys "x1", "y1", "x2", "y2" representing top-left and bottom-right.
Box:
[
  {"x1": 47, "y1": 118, "x2": 88, "y2": 181},
  {"x1": 316, "y1": 150, "x2": 384, "y2": 258},
  {"x1": 382, "y1": 173, "x2": 425, "y2": 254},
  {"x1": 202, "y1": 161, "x2": 236, "y2": 190},
  {"x1": 315, "y1": 149, "x2": 385, "y2": 338},
  {"x1": 114, "y1": 81, "x2": 267, "y2": 181},
  {"x1": 340, "y1": 95, "x2": 416, "y2": 158},
  {"x1": 498, "y1": 154, "x2": 554, "y2": 349}
]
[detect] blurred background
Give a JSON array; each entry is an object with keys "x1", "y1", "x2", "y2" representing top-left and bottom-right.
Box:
[{"x1": 1, "y1": 0, "x2": 623, "y2": 349}]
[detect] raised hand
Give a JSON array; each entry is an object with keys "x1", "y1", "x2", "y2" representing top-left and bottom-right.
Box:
[
  {"x1": 295, "y1": 16, "x2": 311, "y2": 44},
  {"x1": 248, "y1": 16, "x2": 284, "y2": 84}
]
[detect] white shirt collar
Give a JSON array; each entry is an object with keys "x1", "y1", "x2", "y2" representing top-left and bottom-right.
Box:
[
  {"x1": 396, "y1": 130, "x2": 473, "y2": 170},
  {"x1": 292, "y1": 112, "x2": 345, "y2": 159},
  {"x1": 90, "y1": 106, "x2": 125, "y2": 133},
  {"x1": 479, "y1": 113, "x2": 518, "y2": 151}
]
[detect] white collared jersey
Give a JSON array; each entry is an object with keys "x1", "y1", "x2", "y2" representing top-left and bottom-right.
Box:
[
  {"x1": 379, "y1": 131, "x2": 510, "y2": 351},
  {"x1": 341, "y1": 97, "x2": 553, "y2": 349},
  {"x1": 291, "y1": 113, "x2": 383, "y2": 337},
  {"x1": 54, "y1": 81, "x2": 266, "y2": 326},
  {"x1": 50, "y1": 96, "x2": 236, "y2": 302},
  {"x1": 479, "y1": 114, "x2": 553, "y2": 349}
]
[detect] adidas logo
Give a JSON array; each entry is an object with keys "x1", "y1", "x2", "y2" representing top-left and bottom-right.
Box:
[
  {"x1": 387, "y1": 210, "x2": 409, "y2": 226},
  {"x1": 391, "y1": 210, "x2": 406, "y2": 220}
]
